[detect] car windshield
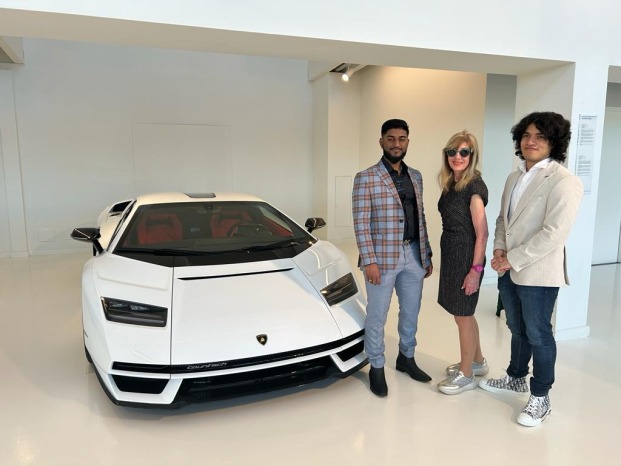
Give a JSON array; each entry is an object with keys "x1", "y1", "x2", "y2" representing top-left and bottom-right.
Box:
[{"x1": 114, "y1": 201, "x2": 314, "y2": 256}]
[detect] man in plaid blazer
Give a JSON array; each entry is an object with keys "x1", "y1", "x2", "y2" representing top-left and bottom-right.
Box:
[{"x1": 352, "y1": 119, "x2": 433, "y2": 397}]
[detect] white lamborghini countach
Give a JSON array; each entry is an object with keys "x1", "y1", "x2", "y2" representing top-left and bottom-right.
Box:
[{"x1": 71, "y1": 192, "x2": 367, "y2": 407}]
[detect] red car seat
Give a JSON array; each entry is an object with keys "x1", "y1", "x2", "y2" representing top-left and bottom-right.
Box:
[
  {"x1": 136, "y1": 213, "x2": 183, "y2": 245},
  {"x1": 210, "y1": 209, "x2": 251, "y2": 238}
]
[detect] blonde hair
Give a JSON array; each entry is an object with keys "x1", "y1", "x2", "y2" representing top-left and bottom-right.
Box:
[{"x1": 437, "y1": 130, "x2": 481, "y2": 193}]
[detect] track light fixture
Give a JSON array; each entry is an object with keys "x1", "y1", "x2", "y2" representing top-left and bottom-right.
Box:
[{"x1": 330, "y1": 63, "x2": 366, "y2": 83}]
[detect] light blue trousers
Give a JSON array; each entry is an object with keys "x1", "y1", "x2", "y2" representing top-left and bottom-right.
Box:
[{"x1": 363, "y1": 242, "x2": 426, "y2": 368}]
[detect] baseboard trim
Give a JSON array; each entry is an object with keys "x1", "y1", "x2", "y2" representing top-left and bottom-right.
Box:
[{"x1": 554, "y1": 325, "x2": 591, "y2": 341}]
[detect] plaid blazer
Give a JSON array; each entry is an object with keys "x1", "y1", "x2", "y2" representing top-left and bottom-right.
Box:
[{"x1": 352, "y1": 160, "x2": 432, "y2": 274}]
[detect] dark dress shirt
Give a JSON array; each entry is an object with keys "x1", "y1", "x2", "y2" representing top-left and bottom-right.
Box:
[{"x1": 382, "y1": 157, "x2": 419, "y2": 242}]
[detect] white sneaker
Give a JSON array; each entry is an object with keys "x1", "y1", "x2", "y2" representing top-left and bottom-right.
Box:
[
  {"x1": 517, "y1": 395, "x2": 551, "y2": 427},
  {"x1": 446, "y1": 358, "x2": 489, "y2": 376},
  {"x1": 478, "y1": 374, "x2": 529, "y2": 397},
  {"x1": 437, "y1": 371, "x2": 478, "y2": 395}
]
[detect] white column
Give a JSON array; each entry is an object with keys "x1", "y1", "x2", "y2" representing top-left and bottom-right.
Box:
[{"x1": 557, "y1": 59, "x2": 609, "y2": 340}]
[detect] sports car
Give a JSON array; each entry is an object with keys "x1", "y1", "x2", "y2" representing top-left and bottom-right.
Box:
[{"x1": 71, "y1": 192, "x2": 367, "y2": 408}]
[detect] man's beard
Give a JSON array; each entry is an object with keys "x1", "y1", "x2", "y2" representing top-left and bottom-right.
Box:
[{"x1": 383, "y1": 149, "x2": 407, "y2": 164}]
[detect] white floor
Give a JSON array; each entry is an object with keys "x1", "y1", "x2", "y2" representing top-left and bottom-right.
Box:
[{"x1": 1, "y1": 243, "x2": 620, "y2": 466}]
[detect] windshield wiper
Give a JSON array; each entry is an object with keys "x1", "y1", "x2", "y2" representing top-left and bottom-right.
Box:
[
  {"x1": 115, "y1": 238, "x2": 309, "y2": 256},
  {"x1": 115, "y1": 247, "x2": 232, "y2": 256},
  {"x1": 240, "y1": 238, "x2": 309, "y2": 252}
]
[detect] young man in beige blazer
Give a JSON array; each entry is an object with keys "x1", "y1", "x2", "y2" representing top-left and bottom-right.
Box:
[{"x1": 479, "y1": 112, "x2": 583, "y2": 427}]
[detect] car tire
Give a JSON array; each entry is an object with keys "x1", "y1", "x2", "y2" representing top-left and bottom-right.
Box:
[{"x1": 85, "y1": 345, "x2": 93, "y2": 364}]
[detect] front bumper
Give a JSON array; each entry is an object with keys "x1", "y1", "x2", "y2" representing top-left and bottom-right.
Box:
[{"x1": 91, "y1": 331, "x2": 367, "y2": 408}]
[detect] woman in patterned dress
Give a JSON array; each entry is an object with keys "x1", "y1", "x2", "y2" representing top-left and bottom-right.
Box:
[{"x1": 436, "y1": 130, "x2": 490, "y2": 395}]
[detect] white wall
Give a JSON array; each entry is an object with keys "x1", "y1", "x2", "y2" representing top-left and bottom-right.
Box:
[
  {"x1": 0, "y1": 117, "x2": 11, "y2": 254},
  {"x1": 6, "y1": 39, "x2": 314, "y2": 254},
  {"x1": 325, "y1": 73, "x2": 361, "y2": 241},
  {"x1": 597, "y1": 82, "x2": 621, "y2": 263},
  {"x1": 607, "y1": 83, "x2": 621, "y2": 106},
  {"x1": 593, "y1": 108, "x2": 621, "y2": 263},
  {"x1": 0, "y1": 69, "x2": 27, "y2": 256},
  {"x1": 0, "y1": 130, "x2": 9, "y2": 254},
  {"x1": 357, "y1": 66, "x2": 487, "y2": 261},
  {"x1": 481, "y1": 75, "x2": 518, "y2": 282}
]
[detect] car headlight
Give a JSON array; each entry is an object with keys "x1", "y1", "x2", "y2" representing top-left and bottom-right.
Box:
[
  {"x1": 320, "y1": 273, "x2": 358, "y2": 306},
  {"x1": 101, "y1": 297, "x2": 168, "y2": 327}
]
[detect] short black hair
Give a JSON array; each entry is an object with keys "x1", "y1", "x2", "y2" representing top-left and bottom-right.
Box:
[
  {"x1": 511, "y1": 111, "x2": 571, "y2": 163},
  {"x1": 381, "y1": 119, "x2": 409, "y2": 136}
]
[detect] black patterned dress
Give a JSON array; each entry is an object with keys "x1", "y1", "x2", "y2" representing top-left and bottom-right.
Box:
[{"x1": 437, "y1": 176, "x2": 488, "y2": 316}]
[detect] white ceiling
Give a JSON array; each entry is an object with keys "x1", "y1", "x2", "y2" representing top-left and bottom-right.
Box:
[
  {"x1": 1, "y1": 6, "x2": 620, "y2": 83},
  {"x1": 0, "y1": 8, "x2": 569, "y2": 77}
]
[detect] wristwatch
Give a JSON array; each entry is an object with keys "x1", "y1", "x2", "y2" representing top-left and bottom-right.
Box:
[{"x1": 471, "y1": 264, "x2": 484, "y2": 273}]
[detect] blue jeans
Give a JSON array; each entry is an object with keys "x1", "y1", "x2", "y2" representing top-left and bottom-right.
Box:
[
  {"x1": 498, "y1": 273, "x2": 559, "y2": 396},
  {"x1": 364, "y1": 242, "x2": 426, "y2": 368}
]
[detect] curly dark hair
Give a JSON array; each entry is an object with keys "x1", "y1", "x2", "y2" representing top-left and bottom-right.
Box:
[{"x1": 511, "y1": 111, "x2": 571, "y2": 162}]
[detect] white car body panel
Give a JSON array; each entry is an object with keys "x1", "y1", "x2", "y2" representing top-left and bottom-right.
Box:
[
  {"x1": 97, "y1": 366, "x2": 180, "y2": 405},
  {"x1": 171, "y1": 258, "x2": 342, "y2": 365},
  {"x1": 292, "y1": 240, "x2": 367, "y2": 335},
  {"x1": 97, "y1": 199, "x2": 134, "y2": 249},
  {"x1": 83, "y1": 253, "x2": 173, "y2": 368}
]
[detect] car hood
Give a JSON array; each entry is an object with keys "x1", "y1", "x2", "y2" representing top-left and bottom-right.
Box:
[{"x1": 170, "y1": 259, "x2": 343, "y2": 365}]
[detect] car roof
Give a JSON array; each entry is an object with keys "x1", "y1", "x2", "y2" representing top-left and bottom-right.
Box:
[{"x1": 133, "y1": 192, "x2": 264, "y2": 207}]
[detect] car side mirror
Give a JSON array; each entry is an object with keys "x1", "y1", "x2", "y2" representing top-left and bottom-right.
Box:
[
  {"x1": 71, "y1": 227, "x2": 104, "y2": 255},
  {"x1": 305, "y1": 217, "x2": 326, "y2": 233}
]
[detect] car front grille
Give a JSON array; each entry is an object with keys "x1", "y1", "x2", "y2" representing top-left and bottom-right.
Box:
[
  {"x1": 175, "y1": 356, "x2": 336, "y2": 403},
  {"x1": 106, "y1": 340, "x2": 368, "y2": 407}
]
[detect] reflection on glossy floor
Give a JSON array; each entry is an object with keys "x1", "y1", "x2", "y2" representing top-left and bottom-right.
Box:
[{"x1": 1, "y1": 243, "x2": 620, "y2": 466}]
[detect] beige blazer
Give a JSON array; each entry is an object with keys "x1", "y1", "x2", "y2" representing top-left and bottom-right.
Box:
[{"x1": 494, "y1": 160, "x2": 583, "y2": 287}]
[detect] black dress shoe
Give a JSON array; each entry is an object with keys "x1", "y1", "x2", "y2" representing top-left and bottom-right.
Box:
[
  {"x1": 396, "y1": 352, "x2": 431, "y2": 382},
  {"x1": 369, "y1": 367, "x2": 388, "y2": 397}
]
